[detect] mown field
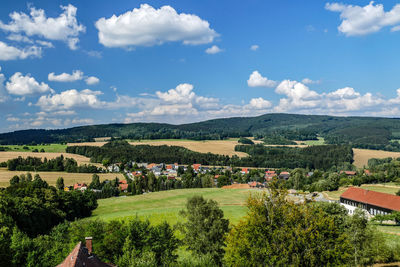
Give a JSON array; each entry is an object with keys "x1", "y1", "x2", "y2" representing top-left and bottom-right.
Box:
[
  {"x1": 0, "y1": 168, "x2": 124, "y2": 187},
  {"x1": 91, "y1": 188, "x2": 256, "y2": 225},
  {"x1": 1, "y1": 144, "x2": 67, "y2": 153},
  {"x1": 353, "y1": 148, "x2": 400, "y2": 168},
  {"x1": 0, "y1": 151, "x2": 102, "y2": 167}
]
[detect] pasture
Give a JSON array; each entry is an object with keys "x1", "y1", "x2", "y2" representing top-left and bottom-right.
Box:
[
  {"x1": 353, "y1": 148, "x2": 400, "y2": 168},
  {"x1": 68, "y1": 139, "x2": 250, "y2": 157},
  {"x1": 0, "y1": 168, "x2": 124, "y2": 187},
  {"x1": 1, "y1": 144, "x2": 67, "y2": 153},
  {"x1": 91, "y1": 188, "x2": 256, "y2": 225}
]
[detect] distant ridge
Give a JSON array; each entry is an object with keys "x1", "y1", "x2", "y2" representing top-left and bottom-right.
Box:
[{"x1": 1, "y1": 113, "x2": 400, "y2": 151}]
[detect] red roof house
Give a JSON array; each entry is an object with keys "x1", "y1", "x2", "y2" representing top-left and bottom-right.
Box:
[
  {"x1": 192, "y1": 164, "x2": 201, "y2": 171},
  {"x1": 340, "y1": 187, "x2": 400, "y2": 212}
]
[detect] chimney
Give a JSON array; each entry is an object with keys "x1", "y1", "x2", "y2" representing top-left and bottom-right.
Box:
[{"x1": 85, "y1": 237, "x2": 93, "y2": 254}]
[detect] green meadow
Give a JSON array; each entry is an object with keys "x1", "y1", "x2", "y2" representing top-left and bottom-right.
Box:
[
  {"x1": 91, "y1": 188, "x2": 256, "y2": 225},
  {"x1": 2, "y1": 144, "x2": 67, "y2": 153}
]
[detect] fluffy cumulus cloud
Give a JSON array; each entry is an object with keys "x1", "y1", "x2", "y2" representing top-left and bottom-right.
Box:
[
  {"x1": 6, "y1": 72, "x2": 53, "y2": 95},
  {"x1": 301, "y1": 78, "x2": 320, "y2": 85},
  {"x1": 0, "y1": 67, "x2": 7, "y2": 102},
  {"x1": 37, "y1": 89, "x2": 104, "y2": 111},
  {"x1": 205, "y1": 45, "x2": 223, "y2": 54},
  {"x1": 0, "y1": 41, "x2": 41, "y2": 60},
  {"x1": 48, "y1": 70, "x2": 83, "y2": 82},
  {"x1": 85, "y1": 76, "x2": 100, "y2": 85},
  {"x1": 95, "y1": 4, "x2": 218, "y2": 48},
  {"x1": 247, "y1": 71, "x2": 277, "y2": 88},
  {"x1": 326, "y1": 2, "x2": 400, "y2": 36},
  {"x1": 48, "y1": 70, "x2": 100, "y2": 85},
  {"x1": 0, "y1": 4, "x2": 85, "y2": 49}
]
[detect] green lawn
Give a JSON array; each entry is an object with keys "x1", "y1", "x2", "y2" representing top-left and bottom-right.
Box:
[
  {"x1": 299, "y1": 137, "x2": 325, "y2": 146},
  {"x1": 91, "y1": 188, "x2": 255, "y2": 225},
  {"x1": 3, "y1": 144, "x2": 67, "y2": 153}
]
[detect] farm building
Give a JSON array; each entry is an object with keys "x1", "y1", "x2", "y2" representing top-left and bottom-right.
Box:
[
  {"x1": 340, "y1": 187, "x2": 400, "y2": 216},
  {"x1": 57, "y1": 237, "x2": 112, "y2": 267}
]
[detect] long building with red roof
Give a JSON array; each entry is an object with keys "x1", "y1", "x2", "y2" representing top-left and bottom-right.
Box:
[{"x1": 340, "y1": 187, "x2": 400, "y2": 216}]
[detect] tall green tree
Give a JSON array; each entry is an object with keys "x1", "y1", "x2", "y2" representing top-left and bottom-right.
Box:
[
  {"x1": 56, "y1": 177, "x2": 64, "y2": 191},
  {"x1": 179, "y1": 195, "x2": 229, "y2": 265}
]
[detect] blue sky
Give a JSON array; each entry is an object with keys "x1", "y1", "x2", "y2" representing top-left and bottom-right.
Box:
[{"x1": 1, "y1": 0, "x2": 400, "y2": 132}]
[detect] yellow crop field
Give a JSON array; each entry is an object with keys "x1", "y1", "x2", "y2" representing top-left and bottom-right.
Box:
[
  {"x1": 0, "y1": 151, "x2": 102, "y2": 167},
  {"x1": 68, "y1": 139, "x2": 250, "y2": 157},
  {"x1": 353, "y1": 148, "x2": 400, "y2": 168},
  {"x1": 0, "y1": 169, "x2": 124, "y2": 187}
]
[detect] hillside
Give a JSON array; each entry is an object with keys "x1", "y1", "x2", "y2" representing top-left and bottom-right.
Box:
[{"x1": 2, "y1": 113, "x2": 400, "y2": 151}]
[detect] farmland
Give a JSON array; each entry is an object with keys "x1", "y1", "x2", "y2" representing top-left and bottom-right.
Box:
[
  {"x1": 353, "y1": 148, "x2": 400, "y2": 168},
  {"x1": 0, "y1": 168, "x2": 124, "y2": 187},
  {"x1": 91, "y1": 188, "x2": 254, "y2": 225},
  {"x1": 0, "y1": 151, "x2": 98, "y2": 166},
  {"x1": 1, "y1": 144, "x2": 67, "y2": 153},
  {"x1": 68, "y1": 138, "x2": 250, "y2": 157}
]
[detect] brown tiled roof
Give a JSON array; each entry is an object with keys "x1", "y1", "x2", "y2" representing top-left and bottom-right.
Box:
[
  {"x1": 341, "y1": 187, "x2": 400, "y2": 211},
  {"x1": 57, "y1": 242, "x2": 113, "y2": 267}
]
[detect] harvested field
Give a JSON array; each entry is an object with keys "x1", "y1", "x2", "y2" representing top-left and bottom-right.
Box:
[
  {"x1": 222, "y1": 184, "x2": 251, "y2": 189},
  {"x1": 353, "y1": 148, "x2": 400, "y2": 168},
  {"x1": 68, "y1": 139, "x2": 249, "y2": 157},
  {"x1": 0, "y1": 151, "x2": 101, "y2": 167},
  {"x1": 0, "y1": 169, "x2": 124, "y2": 187}
]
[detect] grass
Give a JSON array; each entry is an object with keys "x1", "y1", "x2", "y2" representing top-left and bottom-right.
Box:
[
  {"x1": 0, "y1": 169, "x2": 124, "y2": 187},
  {"x1": 2, "y1": 144, "x2": 67, "y2": 153},
  {"x1": 296, "y1": 137, "x2": 325, "y2": 146},
  {"x1": 91, "y1": 188, "x2": 255, "y2": 225}
]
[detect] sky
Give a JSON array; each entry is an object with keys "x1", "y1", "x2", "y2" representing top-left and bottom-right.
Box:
[{"x1": 1, "y1": 0, "x2": 400, "y2": 132}]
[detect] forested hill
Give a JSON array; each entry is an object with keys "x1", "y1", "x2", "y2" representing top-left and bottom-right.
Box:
[{"x1": 2, "y1": 113, "x2": 400, "y2": 151}]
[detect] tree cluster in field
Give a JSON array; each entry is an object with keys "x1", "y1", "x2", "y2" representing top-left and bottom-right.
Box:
[
  {"x1": 261, "y1": 134, "x2": 297, "y2": 145},
  {"x1": 6, "y1": 155, "x2": 102, "y2": 173},
  {"x1": 1, "y1": 173, "x2": 97, "y2": 238},
  {"x1": 1, "y1": 182, "x2": 399, "y2": 266},
  {"x1": 237, "y1": 137, "x2": 254, "y2": 145},
  {"x1": 234, "y1": 144, "x2": 353, "y2": 170}
]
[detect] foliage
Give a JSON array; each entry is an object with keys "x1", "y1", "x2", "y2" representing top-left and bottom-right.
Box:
[
  {"x1": 0, "y1": 174, "x2": 97, "y2": 237},
  {"x1": 262, "y1": 134, "x2": 296, "y2": 145},
  {"x1": 238, "y1": 137, "x2": 254, "y2": 145},
  {"x1": 179, "y1": 195, "x2": 229, "y2": 265},
  {"x1": 7, "y1": 155, "x2": 101, "y2": 173}
]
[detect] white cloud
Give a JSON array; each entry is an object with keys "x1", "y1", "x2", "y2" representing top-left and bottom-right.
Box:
[
  {"x1": 37, "y1": 89, "x2": 103, "y2": 111},
  {"x1": 247, "y1": 70, "x2": 277, "y2": 88},
  {"x1": 95, "y1": 4, "x2": 218, "y2": 48},
  {"x1": 6, "y1": 72, "x2": 53, "y2": 95},
  {"x1": 248, "y1": 97, "x2": 272, "y2": 109},
  {"x1": 0, "y1": 41, "x2": 41, "y2": 60},
  {"x1": 301, "y1": 78, "x2": 320, "y2": 85},
  {"x1": 205, "y1": 45, "x2": 223, "y2": 54},
  {"x1": 0, "y1": 4, "x2": 85, "y2": 50},
  {"x1": 275, "y1": 80, "x2": 320, "y2": 111},
  {"x1": 326, "y1": 2, "x2": 400, "y2": 36},
  {"x1": 48, "y1": 70, "x2": 84, "y2": 82},
  {"x1": 0, "y1": 68, "x2": 7, "y2": 102},
  {"x1": 85, "y1": 76, "x2": 100, "y2": 85},
  {"x1": 250, "y1": 45, "x2": 259, "y2": 51},
  {"x1": 36, "y1": 40, "x2": 54, "y2": 48},
  {"x1": 7, "y1": 34, "x2": 33, "y2": 43}
]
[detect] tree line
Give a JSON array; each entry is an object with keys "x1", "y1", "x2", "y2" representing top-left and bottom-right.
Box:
[{"x1": 6, "y1": 155, "x2": 101, "y2": 173}]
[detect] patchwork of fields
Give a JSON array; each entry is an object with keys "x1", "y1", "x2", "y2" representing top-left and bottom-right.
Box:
[{"x1": 0, "y1": 168, "x2": 124, "y2": 187}]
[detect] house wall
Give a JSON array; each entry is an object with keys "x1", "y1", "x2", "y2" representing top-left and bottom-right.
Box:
[{"x1": 340, "y1": 197, "x2": 392, "y2": 216}]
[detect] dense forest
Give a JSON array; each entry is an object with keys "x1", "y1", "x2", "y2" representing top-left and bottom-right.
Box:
[
  {"x1": 2, "y1": 113, "x2": 400, "y2": 151},
  {"x1": 66, "y1": 140, "x2": 353, "y2": 170}
]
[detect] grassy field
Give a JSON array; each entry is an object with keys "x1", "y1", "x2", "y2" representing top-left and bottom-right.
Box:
[
  {"x1": 0, "y1": 168, "x2": 124, "y2": 187},
  {"x1": 353, "y1": 148, "x2": 400, "y2": 168},
  {"x1": 68, "y1": 139, "x2": 250, "y2": 157},
  {"x1": 295, "y1": 137, "x2": 325, "y2": 146},
  {"x1": 324, "y1": 183, "x2": 400, "y2": 201},
  {"x1": 0, "y1": 151, "x2": 99, "y2": 166},
  {"x1": 91, "y1": 188, "x2": 256, "y2": 225},
  {"x1": 2, "y1": 144, "x2": 67, "y2": 153}
]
